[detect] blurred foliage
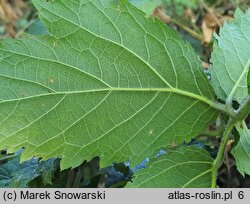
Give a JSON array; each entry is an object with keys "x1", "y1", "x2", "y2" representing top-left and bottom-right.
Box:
[
  {"x1": 0, "y1": 149, "x2": 57, "y2": 187},
  {"x1": 162, "y1": 0, "x2": 199, "y2": 16},
  {"x1": 0, "y1": 150, "x2": 132, "y2": 188},
  {"x1": 0, "y1": 140, "x2": 218, "y2": 188}
]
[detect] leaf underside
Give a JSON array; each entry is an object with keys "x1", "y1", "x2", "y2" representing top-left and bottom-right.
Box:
[
  {"x1": 127, "y1": 146, "x2": 213, "y2": 187},
  {"x1": 210, "y1": 9, "x2": 250, "y2": 103},
  {"x1": 0, "y1": 0, "x2": 216, "y2": 170}
]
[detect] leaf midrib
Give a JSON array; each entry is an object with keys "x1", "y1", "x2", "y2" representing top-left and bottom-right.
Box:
[
  {"x1": 227, "y1": 59, "x2": 250, "y2": 103},
  {"x1": 0, "y1": 46, "x2": 215, "y2": 108},
  {"x1": 0, "y1": 87, "x2": 215, "y2": 108}
]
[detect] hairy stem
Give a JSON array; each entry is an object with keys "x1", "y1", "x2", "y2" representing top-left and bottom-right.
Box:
[
  {"x1": 211, "y1": 119, "x2": 235, "y2": 187},
  {"x1": 211, "y1": 96, "x2": 250, "y2": 187},
  {"x1": 171, "y1": 19, "x2": 203, "y2": 41}
]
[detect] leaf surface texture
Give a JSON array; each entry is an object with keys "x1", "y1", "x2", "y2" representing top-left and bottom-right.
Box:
[
  {"x1": 0, "y1": 0, "x2": 216, "y2": 169},
  {"x1": 127, "y1": 146, "x2": 213, "y2": 187},
  {"x1": 211, "y1": 9, "x2": 250, "y2": 103}
]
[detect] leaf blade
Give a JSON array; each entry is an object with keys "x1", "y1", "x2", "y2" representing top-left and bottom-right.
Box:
[
  {"x1": 210, "y1": 9, "x2": 250, "y2": 103},
  {"x1": 0, "y1": 0, "x2": 216, "y2": 169},
  {"x1": 127, "y1": 146, "x2": 213, "y2": 188}
]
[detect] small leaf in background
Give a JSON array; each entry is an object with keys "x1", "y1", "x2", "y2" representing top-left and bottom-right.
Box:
[
  {"x1": 232, "y1": 122, "x2": 250, "y2": 176},
  {"x1": 210, "y1": 9, "x2": 250, "y2": 103},
  {"x1": 127, "y1": 146, "x2": 213, "y2": 187}
]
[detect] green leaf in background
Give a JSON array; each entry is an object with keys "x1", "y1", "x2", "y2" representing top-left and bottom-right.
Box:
[
  {"x1": 210, "y1": 9, "x2": 250, "y2": 104},
  {"x1": 127, "y1": 146, "x2": 213, "y2": 187},
  {"x1": 0, "y1": 156, "x2": 20, "y2": 187},
  {"x1": 0, "y1": 150, "x2": 56, "y2": 187},
  {"x1": 232, "y1": 122, "x2": 250, "y2": 176},
  {"x1": 0, "y1": 0, "x2": 216, "y2": 170},
  {"x1": 129, "y1": 0, "x2": 161, "y2": 15}
]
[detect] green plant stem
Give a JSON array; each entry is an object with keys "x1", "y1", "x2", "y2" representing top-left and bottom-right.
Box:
[
  {"x1": 199, "y1": 0, "x2": 221, "y2": 26},
  {"x1": 211, "y1": 119, "x2": 235, "y2": 187},
  {"x1": 171, "y1": 18, "x2": 203, "y2": 41},
  {"x1": 211, "y1": 96, "x2": 250, "y2": 187},
  {"x1": 234, "y1": 96, "x2": 250, "y2": 121}
]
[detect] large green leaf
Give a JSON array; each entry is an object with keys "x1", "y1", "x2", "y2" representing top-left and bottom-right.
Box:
[
  {"x1": 232, "y1": 122, "x2": 250, "y2": 176},
  {"x1": 127, "y1": 146, "x2": 213, "y2": 187},
  {"x1": 210, "y1": 9, "x2": 250, "y2": 103},
  {"x1": 0, "y1": 0, "x2": 216, "y2": 170}
]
